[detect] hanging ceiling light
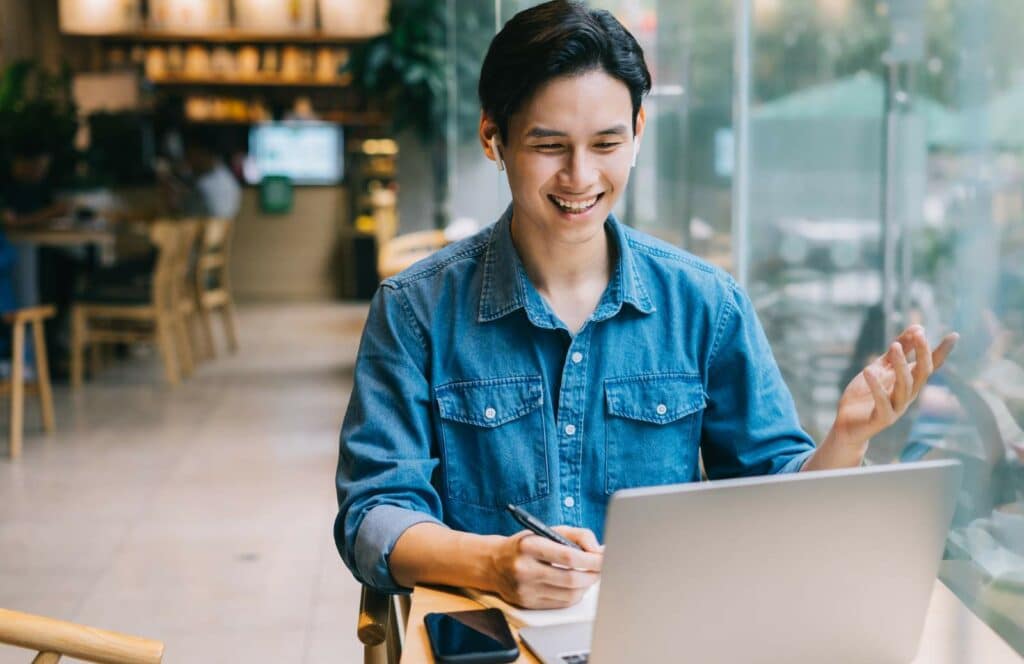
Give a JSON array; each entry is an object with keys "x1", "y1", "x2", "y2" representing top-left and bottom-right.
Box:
[
  {"x1": 148, "y1": 0, "x2": 229, "y2": 33},
  {"x1": 59, "y1": 0, "x2": 141, "y2": 34},
  {"x1": 319, "y1": 0, "x2": 389, "y2": 37},
  {"x1": 235, "y1": 0, "x2": 316, "y2": 33}
]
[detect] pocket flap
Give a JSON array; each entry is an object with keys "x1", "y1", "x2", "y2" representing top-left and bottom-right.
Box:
[
  {"x1": 605, "y1": 373, "x2": 706, "y2": 424},
  {"x1": 436, "y1": 375, "x2": 544, "y2": 428}
]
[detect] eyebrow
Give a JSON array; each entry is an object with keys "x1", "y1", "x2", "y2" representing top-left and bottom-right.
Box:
[{"x1": 524, "y1": 124, "x2": 629, "y2": 139}]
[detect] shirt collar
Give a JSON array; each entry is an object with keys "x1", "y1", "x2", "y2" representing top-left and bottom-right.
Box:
[{"x1": 477, "y1": 205, "x2": 656, "y2": 325}]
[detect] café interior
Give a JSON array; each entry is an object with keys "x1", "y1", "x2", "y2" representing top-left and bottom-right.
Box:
[{"x1": 0, "y1": 0, "x2": 1023, "y2": 662}]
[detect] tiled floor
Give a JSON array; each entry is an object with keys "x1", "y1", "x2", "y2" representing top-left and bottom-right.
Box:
[{"x1": 0, "y1": 303, "x2": 369, "y2": 663}]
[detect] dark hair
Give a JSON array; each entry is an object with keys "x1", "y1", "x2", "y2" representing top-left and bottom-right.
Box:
[
  {"x1": 9, "y1": 133, "x2": 52, "y2": 159},
  {"x1": 181, "y1": 124, "x2": 221, "y2": 154},
  {"x1": 478, "y1": 0, "x2": 652, "y2": 141}
]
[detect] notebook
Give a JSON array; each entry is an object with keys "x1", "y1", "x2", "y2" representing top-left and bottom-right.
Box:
[{"x1": 461, "y1": 583, "x2": 600, "y2": 628}]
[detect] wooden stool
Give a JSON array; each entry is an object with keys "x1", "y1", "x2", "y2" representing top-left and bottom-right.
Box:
[{"x1": 2, "y1": 306, "x2": 56, "y2": 459}]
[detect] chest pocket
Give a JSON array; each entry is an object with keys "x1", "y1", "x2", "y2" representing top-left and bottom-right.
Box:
[
  {"x1": 435, "y1": 375, "x2": 549, "y2": 509},
  {"x1": 604, "y1": 372, "x2": 706, "y2": 494}
]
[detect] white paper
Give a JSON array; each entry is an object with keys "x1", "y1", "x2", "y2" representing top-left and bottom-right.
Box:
[{"x1": 462, "y1": 582, "x2": 600, "y2": 628}]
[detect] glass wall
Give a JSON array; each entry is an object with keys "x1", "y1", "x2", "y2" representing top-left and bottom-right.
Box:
[
  {"x1": 446, "y1": 1, "x2": 1024, "y2": 651},
  {"x1": 746, "y1": 0, "x2": 1024, "y2": 652}
]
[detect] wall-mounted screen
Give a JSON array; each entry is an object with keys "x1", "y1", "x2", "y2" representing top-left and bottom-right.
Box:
[{"x1": 245, "y1": 122, "x2": 343, "y2": 185}]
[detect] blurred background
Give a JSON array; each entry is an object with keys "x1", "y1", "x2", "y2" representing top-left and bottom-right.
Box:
[{"x1": 0, "y1": 0, "x2": 1021, "y2": 661}]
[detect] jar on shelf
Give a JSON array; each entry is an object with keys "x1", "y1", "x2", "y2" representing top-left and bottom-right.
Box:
[
  {"x1": 235, "y1": 0, "x2": 315, "y2": 33},
  {"x1": 238, "y1": 46, "x2": 261, "y2": 79},
  {"x1": 183, "y1": 45, "x2": 211, "y2": 77},
  {"x1": 149, "y1": 0, "x2": 229, "y2": 33}
]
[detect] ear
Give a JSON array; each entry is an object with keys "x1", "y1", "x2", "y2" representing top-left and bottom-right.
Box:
[
  {"x1": 632, "y1": 106, "x2": 647, "y2": 168},
  {"x1": 478, "y1": 112, "x2": 504, "y2": 168}
]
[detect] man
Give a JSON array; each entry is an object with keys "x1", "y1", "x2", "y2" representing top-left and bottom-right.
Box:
[
  {"x1": 164, "y1": 125, "x2": 241, "y2": 221},
  {"x1": 334, "y1": 0, "x2": 958, "y2": 610},
  {"x1": 0, "y1": 139, "x2": 71, "y2": 310}
]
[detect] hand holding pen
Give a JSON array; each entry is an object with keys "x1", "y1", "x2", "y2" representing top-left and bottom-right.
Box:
[{"x1": 485, "y1": 504, "x2": 603, "y2": 610}]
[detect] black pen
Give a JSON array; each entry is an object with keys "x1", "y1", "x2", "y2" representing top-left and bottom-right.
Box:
[{"x1": 506, "y1": 503, "x2": 582, "y2": 550}]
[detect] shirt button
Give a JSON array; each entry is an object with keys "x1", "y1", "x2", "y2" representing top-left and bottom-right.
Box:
[
  {"x1": 571, "y1": 352, "x2": 583, "y2": 364},
  {"x1": 656, "y1": 404, "x2": 668, "y2": 416},
  {"x1": 484, "y1": 407, "x2": 496, "y2": 420},
  {"x1": 564, "y1": 424, "x2": 576, "y2": 436},
  {"x1": 563, "y1": 496, "x2": 575, "y2": 508}
]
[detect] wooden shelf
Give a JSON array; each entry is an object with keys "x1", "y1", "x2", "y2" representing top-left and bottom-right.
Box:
[
  {"x1": 184, "y1": 111, "x2": 387, "y2": 127},
  {"x1": 320, "y1": 111, "x2": 388, "y2": 126},
  {"x1": 147, "y1": 74, "x2": 352, "y2": 87},
  {"x1": 65, "y1": 30, "x2": 373, "y2": 45}
]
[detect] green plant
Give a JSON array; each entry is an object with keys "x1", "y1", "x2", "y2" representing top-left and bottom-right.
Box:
[
  {"x1": 347, "y1": 0, "x2": 448, "y2": 143},
  {"x1": 346, "y1": 0, "x2": 451, "y2": 227},
  {"x1": 0, "y1": 59, "x2": 79, "y2": 185}
]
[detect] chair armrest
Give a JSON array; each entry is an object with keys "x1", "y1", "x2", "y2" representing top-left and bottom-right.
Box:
[
  {"x1": 358, "y1": 585, "x2": 392, "y2": 647},
  {"x1": 0, "y1": 608, "x2": 163, "y2": 664},
  {"x1": 2, "y1": 306, "x2": 56, "y2": 325}
]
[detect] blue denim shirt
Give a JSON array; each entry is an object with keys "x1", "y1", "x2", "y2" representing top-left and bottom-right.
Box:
[{"x1": 335, "y1": 205, "x2": 815, "y2": 593}]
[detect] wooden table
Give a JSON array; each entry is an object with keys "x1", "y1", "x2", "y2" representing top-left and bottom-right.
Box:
[
  {"x1": 8, "y1": 226, "x2": 118, "y2": 265},
  {"x1": 8, "y1": 226, "x2": 116, "y2": 248},
  {"x1": 401, "y1": 581, "x2": 1023, "y2": 663}
]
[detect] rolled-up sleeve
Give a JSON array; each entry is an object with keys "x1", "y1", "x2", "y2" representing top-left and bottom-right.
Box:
[
  {"x1": 334, "y1": 283, "x2": 445, "y2": 594},
  {"x1": 701, "y1": 280, "x2": 815, "y2": 479}
]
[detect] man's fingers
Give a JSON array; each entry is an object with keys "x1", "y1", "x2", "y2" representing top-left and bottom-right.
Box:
[
  {"x1": 932, "y1": 332, "x2": 959, "y2": 371},
  {"x1": 538, "y1": 565, "x2": 600, "y2": 591},
  {"x1": 864, "y1": 367, "x2": 894, "y2": 422},
  {"x1": 552, "y1": 525, "x2": 604, "y2": 553},
  {"x1": 888, "y1": 343, "x2": 911, "y2": 411},
  {"x1": 521, "y1": 535, "x2": 603, "y2": 572},
  {"x1": 532, "y1": 584, "x2": 590, "y2": 608},
  {"x1": 909, "y1": 328, "x2": 934, "y2": 388}
]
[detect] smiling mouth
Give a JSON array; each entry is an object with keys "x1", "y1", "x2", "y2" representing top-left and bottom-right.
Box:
[{"x1": 548, "y1": 193, "x2": 604, "y2": 214}]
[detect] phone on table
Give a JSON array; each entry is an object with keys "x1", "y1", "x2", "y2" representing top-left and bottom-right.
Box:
[{"x1": 424, "y1": 608, "x2": 520, "y2": 663}]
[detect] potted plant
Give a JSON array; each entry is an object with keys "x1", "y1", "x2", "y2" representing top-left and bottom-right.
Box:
[{"x1": 0, "y1": 59, "x2": 79, "y2": 186}]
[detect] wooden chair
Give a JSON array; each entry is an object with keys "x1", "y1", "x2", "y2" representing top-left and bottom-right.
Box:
[
  {"x1": 2, "y1": 306, "x2": 56, "y2": 459},
  {"x1": 377, "y1": 230, "x2": 449, "y2": 281},
  {"x1": 358, "y1": 585, "x2": 407, "y2": 664},
  {"x1": 169, "y1": 220, "x2": 202, "y2": 377},
  {"x1": 70, "y1": 222, "x2": 184, "y2": 388},
  {"x1": 0, "y1": 607, "x2": 163, "y2": 663},
  {"x1": 193, "y1": 217, "x2": 239, "y2": 358}
]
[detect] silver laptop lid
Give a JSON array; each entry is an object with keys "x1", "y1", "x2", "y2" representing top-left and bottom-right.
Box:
[{"x1": 590, "y1": 460, "x2": 962, "y2": 664}]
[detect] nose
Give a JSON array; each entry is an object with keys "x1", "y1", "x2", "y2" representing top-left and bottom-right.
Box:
[{"x1": 559, "y1": 146, "x2": 599, "y2": 192}]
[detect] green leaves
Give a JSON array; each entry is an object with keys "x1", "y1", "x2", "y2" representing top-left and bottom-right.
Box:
[
  {"x1": 0, "y1": 59, "x2": 80, "y2": 185},
  {"x1": 345, "y1": 0, "x2": 449, "y2": 142}
]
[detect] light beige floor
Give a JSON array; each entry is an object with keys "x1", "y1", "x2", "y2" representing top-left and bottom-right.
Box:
[{"x1": 0, "y1": 303, "x2": 369, "y2": 663}]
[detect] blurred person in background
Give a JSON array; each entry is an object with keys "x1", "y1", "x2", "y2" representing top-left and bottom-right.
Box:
[
  {"x1": 0, "y1": 137, "x2": 71, "y2": 310},
  {"x1": 160, "y1": 125, "x2": 241, "y2": 221},
  {"x1": 0, "y1": 137, "x2": 72, "y2": 376}
]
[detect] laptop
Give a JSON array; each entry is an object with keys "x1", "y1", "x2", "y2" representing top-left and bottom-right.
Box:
[{"x1": 519, "y1": 460, "x2": 962, "y2": 664}]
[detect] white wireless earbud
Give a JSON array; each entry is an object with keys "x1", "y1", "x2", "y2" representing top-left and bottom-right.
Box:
[
  {"x1": 631, "y1": 138, "x2": 640, "y2": 169},
  {"x1": 490, "y1": 136, "x2": 506, "y2": 172}
]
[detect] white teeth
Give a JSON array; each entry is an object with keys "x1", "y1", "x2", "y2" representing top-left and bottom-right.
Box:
[{"x1": 552, "y1": 195, "x2": 599, "y2": 212}]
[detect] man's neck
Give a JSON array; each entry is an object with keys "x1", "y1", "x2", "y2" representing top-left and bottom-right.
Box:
[{"x1": 510, "y1": 212, "x2": 614, "y2": 333}]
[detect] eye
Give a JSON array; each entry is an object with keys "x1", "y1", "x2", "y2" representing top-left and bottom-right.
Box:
[
  {"x1": 595, "y1": 142, "x2": 624, "y2": 150},
  {"x1": 534, "y1": 143, "x2": 564, "y2": 151}
]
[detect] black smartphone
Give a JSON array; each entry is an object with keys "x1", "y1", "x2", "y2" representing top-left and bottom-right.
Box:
[{"x1": 424, "y1": 608, "x2": 520, "y2": 663}]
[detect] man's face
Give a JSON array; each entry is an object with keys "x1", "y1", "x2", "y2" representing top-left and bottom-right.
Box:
[{"x1": 490, "y1": 69, "x2": 644, "y2": 247}]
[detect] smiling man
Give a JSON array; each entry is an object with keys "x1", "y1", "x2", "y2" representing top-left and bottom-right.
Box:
[{"x1": 334, "y1": 0, "x2": 958, "y2": 609}]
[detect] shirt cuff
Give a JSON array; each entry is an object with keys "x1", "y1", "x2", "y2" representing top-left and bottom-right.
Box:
[
  {"x1": 354, "y1": 504, "x2": 446, "y2": 594},
  {"x1": 778, "y1": 448, "x2": 816, "y2": 474}
]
